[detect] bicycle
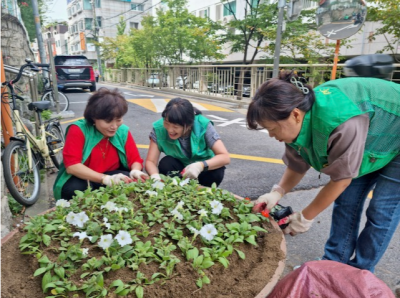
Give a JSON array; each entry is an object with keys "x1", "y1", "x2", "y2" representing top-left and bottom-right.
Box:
[
  {"x1": 38, "y1": 64, "x2": 70, "y2": 113},
  {"x1": 1, "y1": 59, "x2": 65, "y2": 206}
]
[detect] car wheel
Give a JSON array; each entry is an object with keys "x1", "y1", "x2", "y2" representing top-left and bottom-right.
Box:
[{"x1": 90, "y1": 84, "x2": 96, "y2": 92}]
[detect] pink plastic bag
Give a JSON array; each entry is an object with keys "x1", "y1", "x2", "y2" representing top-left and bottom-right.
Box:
[{"x1": 267, "y1": 260, "x2": 395, "y2": 298}]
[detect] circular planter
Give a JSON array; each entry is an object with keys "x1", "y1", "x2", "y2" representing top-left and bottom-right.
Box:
[{"x1": 2, "y1": 197, "x2": 286, "y2": 297}]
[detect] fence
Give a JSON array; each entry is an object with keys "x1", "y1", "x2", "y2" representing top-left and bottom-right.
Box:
[{"x1": 104, "y1": 63, "x2": 400, "y2": 100}]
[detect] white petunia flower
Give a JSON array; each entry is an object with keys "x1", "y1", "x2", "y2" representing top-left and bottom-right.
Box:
[
  {"x1": 73, "y1": 231, "x2": 93, "y2": 241},
  {"x1": 56, "y1": 199, "x2": 70, "y2": 208},
  {"x1": 198, "y1": 209, "x2": 208, "y2": 217},
  {"x1": 176, "y1": 200, "x2": 184, "y2": 209},
  {"x1": 145, "y1": 190, "x2": 158, "y2": 196},
  {"x1": 172, "y1": 178, "x2": 178, "y2": 185},
  {"x1": 115, "y1": 207, "x2": 128, "y2": 213},
  {"x1": 179, "y1": 178, "x2": 190, "y2": 186},
  {"x1": 200, "y1": 224, "x2": 218, "y2": 241},
  {"x1": 171, "y1": 208, "x2": 183, "y2": 220},
  {"x1": 103, "y1": 218, "x2": 111, "y2": 229},
  {"x1": 98, "y1": 234, "x2": 113, "y2": 250},
  {"x1": 81, "y1": 248, "x2": 89, "y2": 256},
  {"x1": 152, "y1": 181, "x2": 165, "y2": 190},
  {"x1": 74, "y1": 212, "x2": 89, "y2": 228},
  {"x1": 101, "y1": 201, "x2": 117, "y2": 212},
  {"x1": 210, "y1": 200, "x2": 224, "y2": 215},
  {"x1": 189, "y1": 226, "x2": 199, "y2": 236},
  {"x1": 66, "y1": 212, "x2": 77, "y2": 225},
  {"x1": 115, "y1": 230, "x2": 133, "y2": 247}
]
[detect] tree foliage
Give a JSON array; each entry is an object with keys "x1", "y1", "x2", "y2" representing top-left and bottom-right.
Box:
[
  {"x1": 17, "y1": 0, "x2": 51, "y2": 42},
  {"x1": 99, "y1": 0, "x2": 224, "y2": 68},
  {"x1": 116, "y1": 16, "x2": 126, "y2": 36},
  {"x1": 367, "y1": 0, "x2": 400, "y2": 59}
]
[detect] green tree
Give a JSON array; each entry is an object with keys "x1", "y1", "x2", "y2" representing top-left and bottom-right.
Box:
[
  {"x1": 116, "y1": 16, "x2": 127, "y2": 36},
  {"x1": 17, "y1": 0, "x2": 51, "y2": 42},
  {"x1": 367, "y1": 0, "x2": 400, "y2": 60}
]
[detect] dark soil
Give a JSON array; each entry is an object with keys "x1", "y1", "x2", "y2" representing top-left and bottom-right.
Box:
[{"x1": 1, "y1": 218, "x2": 284, "y2": 298}]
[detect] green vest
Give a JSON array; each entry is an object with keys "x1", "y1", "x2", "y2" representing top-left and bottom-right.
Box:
[
  {"x1": 153, "y1": 114, "x2": 215, "y2": 167},
  {"x1": 288, "y1": 77, "x2": 400, "y2": 178},
  {"x1": 53, "y1": 119, "x2": 130, "y2": 200}
]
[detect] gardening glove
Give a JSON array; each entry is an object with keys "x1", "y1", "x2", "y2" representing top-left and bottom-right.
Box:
[
  {"x1": 183, "y1": 162, "x2": 203, "y2": 179},
  {"x1": 129, "y1": 170, "x2": 149, "y2": 182},
  {"x1": 253, "y1": 184, "x2": 285, "y2": 211},
  {"x1": 150, "y1": 173, "x2": 162, "y2": 181},
  {"x1": 283, "y1": 211, "x2": 314, "y2": 236},
  {"x1": 102, "y1": 174, "x2": 132, "y2": 186}
]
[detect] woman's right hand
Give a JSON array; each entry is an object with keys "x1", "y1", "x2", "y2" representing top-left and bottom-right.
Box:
[{"x1": 102, "y1": 174, "x2": 132, "y2": 186}]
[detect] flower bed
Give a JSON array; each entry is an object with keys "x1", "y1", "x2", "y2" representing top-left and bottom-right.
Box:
[{"x1": 1, "y1": 177, "x2": 285, "y2": 298}]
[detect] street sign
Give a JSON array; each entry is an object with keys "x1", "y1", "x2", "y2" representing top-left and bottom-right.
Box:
[{"x1": 316, "y1": 0, "x2": 367, "y2": 40}]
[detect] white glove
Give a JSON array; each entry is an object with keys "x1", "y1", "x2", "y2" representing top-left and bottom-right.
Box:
[
  {"x1": 183, "y1": 162, "x2": 204, "y2": 179},
  {"x1": 254, "y1": 185, "x2": 285, "y2": 210},
  {"x1": 150, "y1": 173, "x2": 161, "y2": 181},
  {"x1": 129, "y1": 170, "x2": 149, "y2": 181},
  {"x1": 283, "y1": 211, "x2": 314, "y2": 236},
  {"x1": 102, "y1": 174, "x2": 131, "y2": 186}
]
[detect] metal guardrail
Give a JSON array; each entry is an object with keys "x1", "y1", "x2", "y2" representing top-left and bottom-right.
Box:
[{"x1": 104, "y1": 63, "x2": 400, "y2": 100}]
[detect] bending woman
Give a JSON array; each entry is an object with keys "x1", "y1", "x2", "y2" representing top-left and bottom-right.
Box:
[
  {"x1": 145, "y1": 98, "x2": 230, "y2": 187},
  {"x1": 247, "y1": 71, "x2": 400, "y2": 272},
  {"x1": 53, "y1": 88, "x2": 148, "y2": 200}
]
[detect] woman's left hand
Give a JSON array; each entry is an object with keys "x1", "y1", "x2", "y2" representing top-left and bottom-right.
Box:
[
  {"x1": 129, "y1": 170, "x2": 149, "y2": 182},
  {"x1": 183, "y1": 162, "x2": 204, "y2": 179},
  {"x1": 283, "y1": 211, "x2": 314, "y2": 236}
]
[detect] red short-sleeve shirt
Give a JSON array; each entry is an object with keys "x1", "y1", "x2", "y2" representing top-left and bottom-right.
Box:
[{"x1": 63, "y1": 125, "x2": 143, "y2": 173}]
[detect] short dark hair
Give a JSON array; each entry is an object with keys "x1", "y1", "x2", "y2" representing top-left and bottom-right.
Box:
[
  {"x1": 84, "y1": 88, "x2": 128, "y2": 125},
  {"x1": 246, "y1": 71, "x2": 315, "y2": 130},
  {"x1": 161, "y1": 98, "x2": 201, "y2": 127}
]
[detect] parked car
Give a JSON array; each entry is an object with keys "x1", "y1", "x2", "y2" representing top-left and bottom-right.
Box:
[
  {"x1": 193, "y1": 80, "x2": 200, "y2": 89},
  {"x1": 176, "y1": 76, "x2": 191, "y2": 89},
  {"x1": 242, "y1": 85, "x2": 251, "y2": 97},
  {"x1": 147, "y1": 74, "x2": 161, "y2": 87},
  {"x1": 54, "y1": 55, "x2": 96, "y2": 92}
]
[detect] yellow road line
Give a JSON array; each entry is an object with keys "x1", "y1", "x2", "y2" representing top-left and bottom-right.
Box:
[
  {"x1": 137, "y1": 144, "x2": 283, "y2": 164},
  {"x1": 61, "y1": 117, "x2": 84, "y2": 124},
  {"x1": 191, "y1": 101, "x2": 232, "y2": 112},
  {"x1": 126, "y1": 99, "x2": 161, "y2": 112}
]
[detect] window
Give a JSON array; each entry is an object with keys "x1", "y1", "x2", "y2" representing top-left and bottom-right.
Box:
[
  {"x1": 67, "y1": 8, "x2": 71, "y2": 17},
  {"x1": 96, "y1": 16, "x2": 102, "y2": 28},
  {"x1": 130, "y1": 22, "x2": 138, "y2": 29},
  {"x1": 131, "y1": 3, "x2": 144, "y2": 11},
  {"x1": 223, "y1": 1, "x2": 236, "y2": 16},
  {"x1": 95, "y1": 0, "x2": 100, "y2": 8},
  {"x1": 83, "y1": 0, "x2": 91, "y2": 10},
  {"x1": 199, "y1": 8, "x2": 209, "y2": 18},
  {"x1": 250, "y1": 0, "x2": 258, "y2": 8},
  {"x1": 75, "y1": 2, "x2": 81, "y2": 11},
  {"x1": 71, "y1": 5, "x2": 75, "y2": 14},
  {"x1": 85, "y1": 18, "x2": 93, "y2": 30},
  {"x1": 79, "y1": 20, "x2": 84, "y2": 30}
]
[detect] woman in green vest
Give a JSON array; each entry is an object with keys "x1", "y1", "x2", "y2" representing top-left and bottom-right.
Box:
[
  {"x1": 246, "y1": 71, "x2": 400, "y2": 272},
  {"x1": 53, "y1": 88, "x2": 148, "y2": 200},
  {"x1": 145, "y1": 98, "x2": 230, "y2": 187}
]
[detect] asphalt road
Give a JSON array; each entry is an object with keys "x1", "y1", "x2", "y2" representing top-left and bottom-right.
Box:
[{"x1": 56, "y1": 83, "x2": 399, "y2": 295}]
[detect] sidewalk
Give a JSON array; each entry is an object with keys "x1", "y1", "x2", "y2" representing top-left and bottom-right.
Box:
[{"x1": 16, "y1": 175, "x2": 400, "y2": 296}]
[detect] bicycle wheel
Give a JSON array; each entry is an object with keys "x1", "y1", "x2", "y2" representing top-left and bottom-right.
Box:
[
  {"x1": 46, "y1": 124, "x2": 64, "y2": 169},
  {"x1": 2, "y1": 141, "x2": 41, "y2": 206},
  {"x1": 41, "y1": 90, "x2": 69, "y2": 113}
]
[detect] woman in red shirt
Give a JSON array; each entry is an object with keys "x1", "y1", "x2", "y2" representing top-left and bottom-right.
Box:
[{"x1": 53, "y1": 88, "x2": 148, "y2": 200}]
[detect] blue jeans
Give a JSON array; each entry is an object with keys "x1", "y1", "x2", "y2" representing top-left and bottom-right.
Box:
[{"x1": 323, "y1": 155, "x2": 400, "y2": 272}]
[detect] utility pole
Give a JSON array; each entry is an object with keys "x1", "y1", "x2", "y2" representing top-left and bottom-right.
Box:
[
  {"x1": 31, "y1": 0, "x2": 47, "y2": 63},
  {"x1": 272, "y1": 0, "x2": 286, "y2": 78},
  {"x1": 91, "y1": 0, "x2": 103, "y2": 80}
]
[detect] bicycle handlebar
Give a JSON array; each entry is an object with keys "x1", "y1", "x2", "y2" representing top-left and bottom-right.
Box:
[{"x1": 11, "y1": 62, "x2": 40, "y2": 85}]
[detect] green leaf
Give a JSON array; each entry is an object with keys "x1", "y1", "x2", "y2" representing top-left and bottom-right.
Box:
[
  {"x1": 42, "y1": 234, "x2": 51, "y2": 246},
  {"x1": 110, "y1": 279, "x2": 124, "y2": 288},
  {"x1": 245, "y1": 214, "x2": 261, "y2": 223},
  {"x1": 42, "y1": 271, "x2": 52, "y2": 292},
  {"x1": 194, "y1": 255, "x2": 204, "y2": 267},
  {"x1": 34, "y1": 267, "x2": 48, "y2": 276},
  {"x1": 135, "y1": 286, "x2": 144, "y2": 298},
  {"x1": 196, "y1": 278, "x2": 203, "y2": 288},
  {"x1": 245, "y1": 235, "x2": 257, "y2": 246},
  {"x1": 202, "y1": 275, "x2": 210, "y2": 284},
  {"x1": 54, "y1": 267, "x2": 65, "y2": 279},
  {"x1": 252, "y1": 226, "x2": 268, "y2": 233},
  {"x1": 186, "y1": 247, "x2": 199, "y2": 260},
  {"x1": 80, "y1": 272, "x2": 90, "y2": 278},
  {"x1": 201, "y1": 259, "x2": 214, "y2": 269},
  {"x1": 96, "y1": 273, "x2": 104, "y2": 287},
  {"x1": 117, "y1": 289, "x2": 130, "y2": 296},
  {"x1": 235, "y1": 249, "x2": 246, "y2": 259},
  {"x1": 38, "y1": 255, "x2": 51, "y2": 264},
  {"x1": 111, "y1": 264, "x2": 121, "y2": 270},
  {"x1": 218, "y1": 257, "x2": 229, "y2": 268}
]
